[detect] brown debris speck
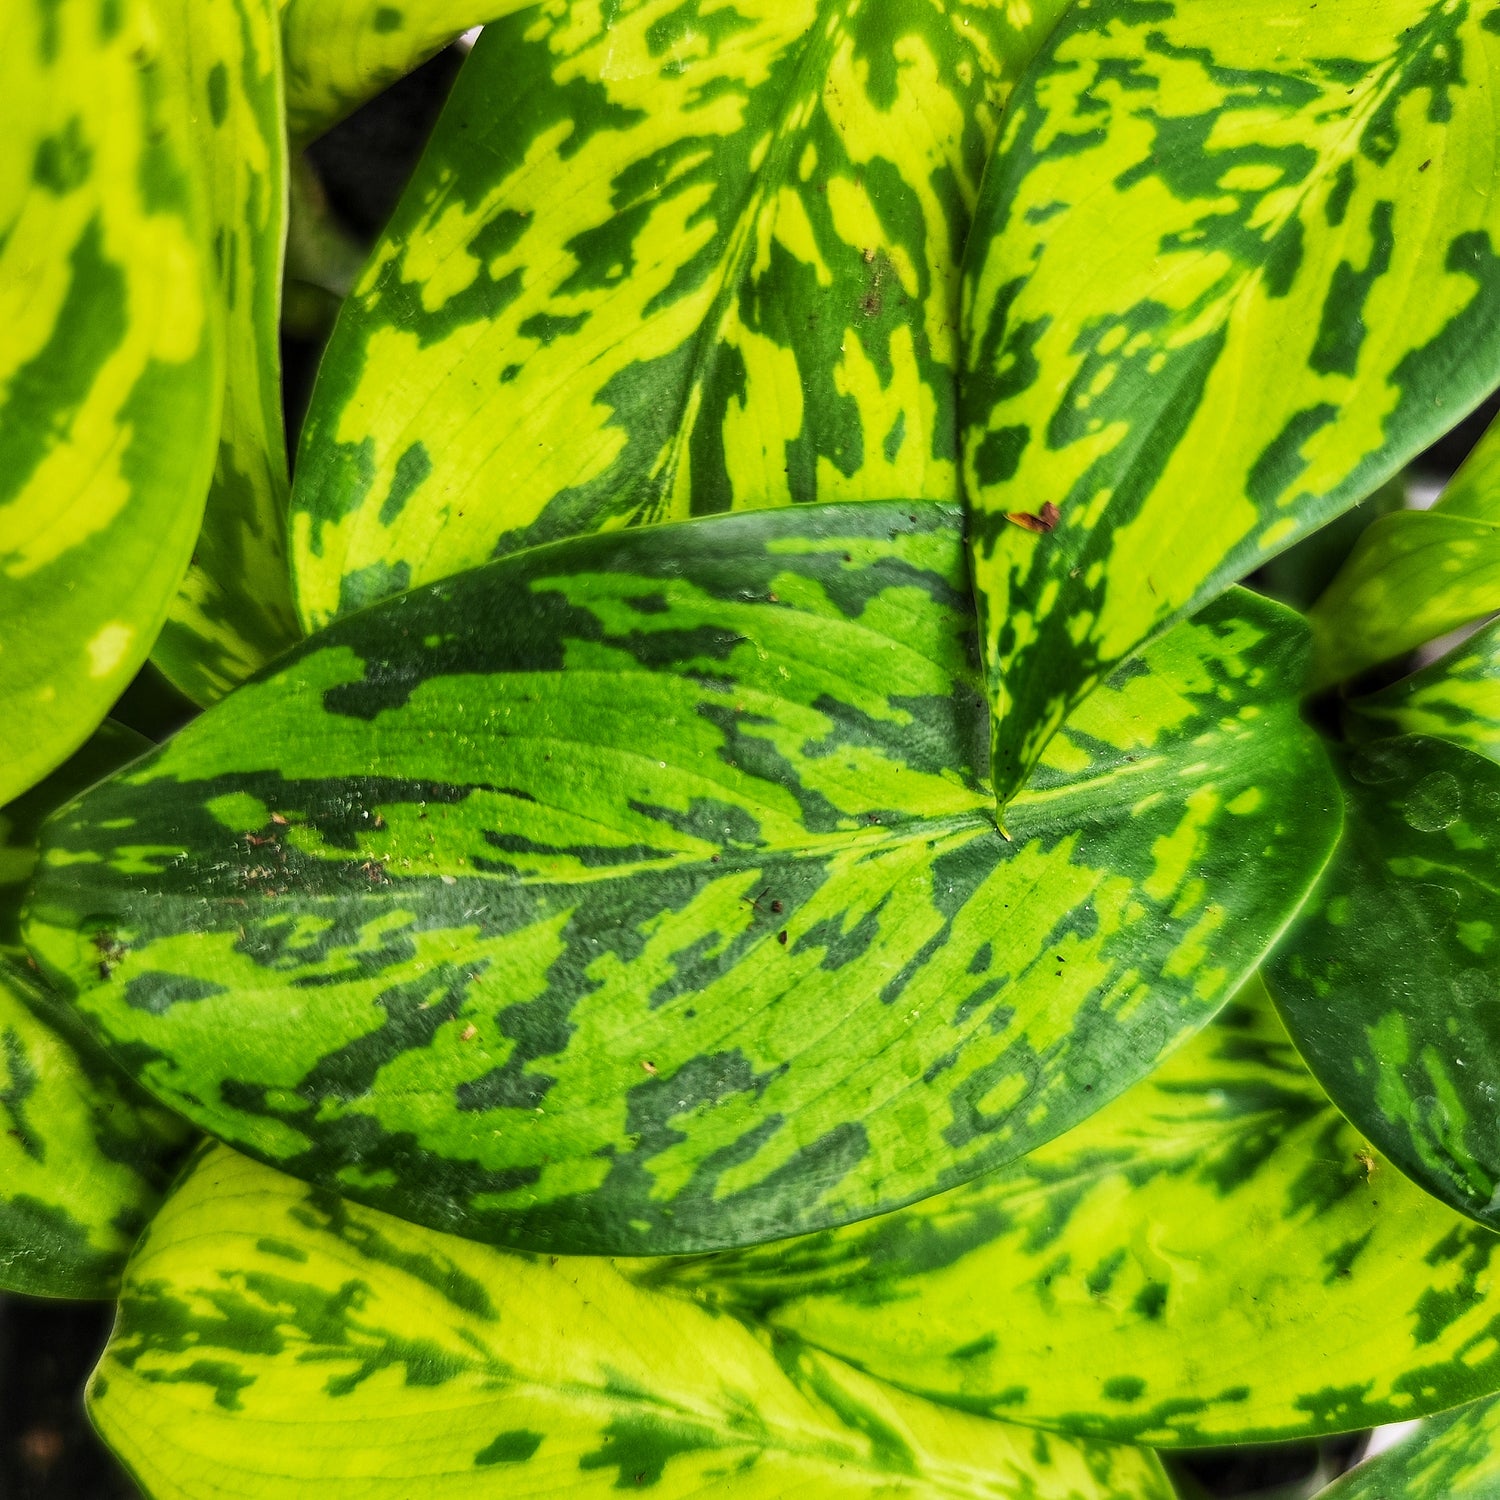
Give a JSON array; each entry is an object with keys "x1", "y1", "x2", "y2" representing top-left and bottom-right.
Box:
[
  {"x1": 1004, "y1": 501, "x2": 1061, "y2": 534},
  {"x1": 777, "y1": 930, "x2": 788, "y2": 945},
  {"x1": 459, "y1": 1024, "x2": 478, "y2": 1042},
  {"x1": 641, "y1": 1059, "x2": 659, "y2": 1076},
  {"x1": 270, "y1": 813, "x2": 289, "y2": 826}
]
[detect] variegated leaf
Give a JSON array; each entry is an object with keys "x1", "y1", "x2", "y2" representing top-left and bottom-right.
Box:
[
  {"x1": 90, "y1": 1143, "x2": 1175, "y2": 1500},
  {"x1": 1315, "y1": 1394, "x2": 1500, "y2": 1499},
  {"x1": 0, "y1": 726, "x2": 191, "y2": 1297},
  {"x1": 1350, "y1": 615, "x2": 1500, "y2": 764},
  {"x1": 0, "y1": 0, "x2": 222, "y2": 802},
  {"x1": 24, "y1": 503, "x2": 1338, "y2": 1254},
  {"x1": 1306, "y1": 510, "x2": 1500, "y2": 688},
  {"x1": 150, "y1": 0, "x2": 303, "y2": 707},
  {"x1": 1266, "y1": 734, "x2": 1500, "y2": 1233},
  {"x1": 628, "y1": 977, "x2": 1500, "y2": 1448},
  {"x1": 290, "y1": 0, "x2": 1069, "y2": 629},
  {"x1": 962, "y1": 0, "x2": 1500, "y2": 806},
  {"x1": 281, "y1": 0, "x2": 528, "y2": 142}
]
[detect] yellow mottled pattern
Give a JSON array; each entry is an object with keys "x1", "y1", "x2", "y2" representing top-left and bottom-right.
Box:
[
  {"x1": 280, "y1": 0, "x2": 534, "y2": 141},
  {"x1": 0, "y1": 0, "x2": 221, "y2": 802},
  {"x1": 292, "y1": 0, "x2": 1065, "y2": 629},
  {"x1": 642, "y1": 980, "x2": 1500, "y2": 1447},
  {"x1": 93, "y1": 1145, "x2": 1174, "y2": 1500},
  {"x1": 965, "y1": 0, "x2": 1500, "y2": 804},
  {"x1": 152, "y1": 0, "x2": 303, "y2": 706}
]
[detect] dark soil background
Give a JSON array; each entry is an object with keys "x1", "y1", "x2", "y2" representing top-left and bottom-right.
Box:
[{"x1": 5, "y1": 39, "x2": 1497, "y2": 1500}]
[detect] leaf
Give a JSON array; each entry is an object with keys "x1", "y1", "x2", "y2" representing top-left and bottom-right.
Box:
[
  {"x1": 1315, "y1": 1394, "x2": 1500, "y2": 1499},
  {"x1": 627, "y1": 977, "x2": 1500, "y2": 1447},
  {"x1": 961, "y1": 0, "x2": 1500, "y2": 806},
  {"x1": 24, "y1": 503, "x2": 1339, "y2": 1255},
  {"x1": 0, "y1": 727, "x2": 192, "y2": 1297},
  {"x1": 0, "y1": 0, "x2": 223, "y2": 803},
  {"x1": 1350, "y1": 615, "x2": 1500, "y2": 765},
  {"x1": 1430, "y1": 405, "x2": 1500, "y2": 524},
  {"x1": 280, "y1": 0, "x2": 529, "y2": 142},
  {"x1": 1266, "y1": 735, "x2": 1500, "y2": 1232},
  {"x1": 289, "y1": 0, "x2": 1069, "y2": 629},
  {"x1": 150, "y1": 0, "x2": 303, "y2": 707},
  {"x1": 1305, "y1": 511, "x2": 1500, "y2": 688},
  {"x1": 90, "y1": 1144, "x2": 1176, "y2": 1500}
]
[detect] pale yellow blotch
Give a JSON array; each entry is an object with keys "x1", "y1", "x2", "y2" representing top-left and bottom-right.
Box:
[{"x1": 86, "y1": 623, "x2": 136, "y2": 679}]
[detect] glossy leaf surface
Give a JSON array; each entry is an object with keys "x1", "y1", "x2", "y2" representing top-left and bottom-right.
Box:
[
  {"x1": 151, "y1": 0, "x2": 302, "y2": 706},
  {"x1": 0, "y1": 727, "x2": 191, "y2": 1297},
  {"x1": 281, "y1": 0, "x2": 526, "y2": 142},
  {"x1": 631, "y1": 979, "x2": 1500, "y2": 1448},
  {"x1": 1351, "y1": 616, "x2": 1500, "y2": 765},
  {"x1": 90, "y1": 1144, "x2": 1174, "y2": 1500},
  {"x1": 290, "y1": 0, "x2": 1067, "y2": 629},
  {"x1": 962, "y1": 0, "x2": 1500, "y2": 804},
  {"x1": 25, "y1": 504, "x2": 1338, "y2": 1254},
  {"x1": 1267, "y1": 735, "x2": 1500, "y2": 1232},
  {"x1": 1316, "y1": 1395, "x2": 1500, "y2": 1499},
  {"x1": 0, "y1": 0, "x2": 221, "y2": 801}
]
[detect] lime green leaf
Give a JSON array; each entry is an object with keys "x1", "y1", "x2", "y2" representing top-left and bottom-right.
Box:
[
  {"x1": 90, "y1": 1143, "x2": 1175, "y2": 1500},
  {"x1": 1316, "y1": 1395, "x2": 1500, "y2": 1499},
  {"x1": 1266, "y1": 735, "x2": 1500, "y2": 1232},
  {"x1": 290, "y1": 0, "x2": 1068, "y2": 630},
  {"x1": 962, "y1": 0, "x2": 1500, "y2": 806},
  {"x1": 0, "y1": 727, "x2": 192, "y2": 1297},
  {"x1": 24, "y1": 503, "x2": 1337, "y2": 1254},
  {"x1": 628, "y1": 977, "x2": 1500, "y2": 1447},
  {"x1": 150, "y1": 0, "x2": 302, "y2": 706},
  {"x1": 1306, "y1": 511, "x2": 1500, "y2": 688},
  {"x1": 281, "y1": 2, "x2": 524, "y2": 143},
  {"x1": 1432, "y1": 407, "x2": 1500, "y2": 525},
  {"x1": 1350, "y1": 616, "x2": 1500, "y2": 764},
  {"x1": 0, "y1": 0, "x2": 223, "y2": 803}
]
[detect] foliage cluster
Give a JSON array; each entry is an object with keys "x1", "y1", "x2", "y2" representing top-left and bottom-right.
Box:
[{"x1": 4, "y1": 0, "x2": 1500, "y2": 1495}]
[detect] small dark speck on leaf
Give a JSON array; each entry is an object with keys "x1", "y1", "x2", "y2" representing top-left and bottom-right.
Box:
[
  {"x1": 1419, "y1": 158, "x2": 1432, "y2": 171},
  {"x1": 771, "y1": 900, "x2": 784, "y2": 914},
  {"x1": 642, "y1": 1059, "x2": 658, "y2": 1075},
  {"x1": 777, "y1": 930, "x2": 788, "y2": 945}
]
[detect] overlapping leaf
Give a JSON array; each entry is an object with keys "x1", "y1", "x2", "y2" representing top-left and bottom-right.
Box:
[
  {"x1": 1267, "y1": 734, "x2": 1500, "y2": 1232},
  {"x1": 631, "y1": 978, "x2": 1500, "y2": 1447},
  {"x1": 25, "y1": 503, "x2": 1337, "y2": 1254},
  {"x1": 290, "y1": 0, "x2": 1069, "y2": 628},
  {"x1": 1316, "y1": 1395, "x2": 1500, "y2": 1498},
  {"x1": 0, "y1": 0, "x2": 222, "y2": 802},
  {"x1": 0, "y1": 728, "x2": 191, "y2": 1297},
  {"x1": 1309, "y1": 412, "x2": 1500, "y2": 686},
  {"x1": 149, "y1": 0, "x2": 302, "y2": 707},
  {"x1": 961, "y1": 0, "x2": 1500, "y2": 805},
  {"x1": 281, "y1": 0, "x2": 526, "y2": 142},
  {"x1": 1351, "y1": 615, "x2": 1500, "y2": 764},
  {"x1": 91, "y1": 1143, "x2": 1175, "y2": 1500}
]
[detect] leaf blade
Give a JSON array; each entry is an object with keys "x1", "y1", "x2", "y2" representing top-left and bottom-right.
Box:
[
  {"x1": 26, "y1": 503, "x2": 1338, "y2": 1254},
  {"x1": 962, "y1": 0, "x2": 1500, "y2": 804}
]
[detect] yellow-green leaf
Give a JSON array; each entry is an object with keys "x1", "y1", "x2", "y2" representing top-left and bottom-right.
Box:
[
  {"x1": 0, "y1": 727, "x2": 192, "y2": 1297},
  {"x1": 1306, "y1": 510, "x2": 1500, "y2": 688},
  {"x1": 290, "y1": 0, "x2": 1068, "y2": 628},
  {"x1": 23, "y1": 504, "x2": 1339, "y2": 1255},
  {"x1": 280, "y1": 0, "x2": 528, "y2": 143},
  {"x1": 150, "y1": 0, "x2": 304, "y2": 706},
  {"x1": 1350, "y1": 614, "x2": 1500, "y2": 763},
  {"x1": 90, "y1": 1143, "x2": 1174, "y2": 1500},
  {"x1": 962, "y1": 0, "x2": 1500, "y2": 806},
  {"x1": 0, "y1": 0, "x2": 222, "y2": 802},
  {"x1": 1316, "y1": 1394, "x2": 1500, "y2": 1499},
  {"x1": 628, "y1": 977, "x2": 1500, "y2": 1448}
]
